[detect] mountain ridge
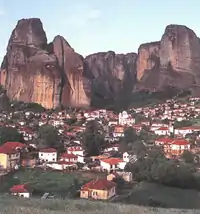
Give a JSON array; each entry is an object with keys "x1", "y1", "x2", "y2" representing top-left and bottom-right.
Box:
[{"x1": 0, "y1": 18, "x2": 200, "y2": 109}]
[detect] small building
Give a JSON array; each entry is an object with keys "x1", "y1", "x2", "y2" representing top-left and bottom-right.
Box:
[
  {"x1": 80, "y1": 178, "x2": 116, "y2": 200},
  {"x1": 0, "y1": 147, "x2": 20, "y2": 170},
  {"x1": 10, "y1": 184, "x2": 32, "y2": 198},
  {"x1": 100, "y1": 158, "x2": 126, "y2": 172},
  {"x1": 39, "y1": 148, "x2": 57, "y2": 163},
  {"x1": 60, "y1": 153, "x2": 78, "y2": 163}
]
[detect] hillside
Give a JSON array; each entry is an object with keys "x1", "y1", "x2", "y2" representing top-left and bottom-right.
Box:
[{"x1": 0, "y1": 196, "x2": 198, "y2": 214}]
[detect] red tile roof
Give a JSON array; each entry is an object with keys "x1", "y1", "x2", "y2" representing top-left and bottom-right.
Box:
[
  {"x1": 2, "y1": 142, "x2": 25, "y2": 150},
  {"x1": 172, "y1": 139, "x2": 189, "y2": 146},
  {"x1": 156, "y1": 127, "x2": 169, "y2": 131},
  {"x1": 101, "y1": 158, "x2": 124, "y2": 165},
  {"x1": 0, "y1": 141, "x2": 25, "y2": 154},
  {"x1": 0, "y1": 146, "x2": 16, "y2": 154},
  {"x1": 81, "y1": 178, "x2": 116, "y2": 190},
  {"x1": 61, "y1": 153, "x2": 77, "y2": 159},
  {"x1": 156, "y1": 137, "x2": 174, "y2": 144},
  {"x1": 10, "y1": 184, "x2": 29, "y2": 193},
  {"x1": 39, "y1": 148, "x2": 57, "y2": 153}
]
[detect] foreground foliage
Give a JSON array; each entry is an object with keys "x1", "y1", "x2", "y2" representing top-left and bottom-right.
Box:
[{"x1": 0, "y1": 196, "x2": 198, "y2": 214}]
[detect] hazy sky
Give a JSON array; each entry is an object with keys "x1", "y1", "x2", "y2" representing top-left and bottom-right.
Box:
[{"x1": 0, "y1": 0, "x2": 199, "y2": 61}]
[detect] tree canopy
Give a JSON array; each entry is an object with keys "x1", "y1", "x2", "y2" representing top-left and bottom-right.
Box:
[
  {"x1": 82, "y1": 120, "x2": 106, "y2": 156},
  {"x1": 37, "y1": 124, "x2": 61, "y2": 149},
  {"x1": 125, "y1": 146, "x2": 196, "y2": 189},
  {"x1": 0, "y1": 127, "x2": 24, "y2": 145}
]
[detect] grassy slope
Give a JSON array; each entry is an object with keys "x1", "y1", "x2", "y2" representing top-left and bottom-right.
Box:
[{"x1": 0, "y1": 196, "x2": 198, "y2": 214}]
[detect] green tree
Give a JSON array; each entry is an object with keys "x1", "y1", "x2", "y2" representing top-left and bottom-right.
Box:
[
  {"x1": 181, "y1": 151, "x2": 194, "y2": 164},
  {"x1": 37, "y1": 125, "x2": 61, "y2": 150},
  {"x1": 82, "y1": 120, "x2": 105, "y2": 156},
  {"x1": 0, "y1": 127, "x2": 24, "y2": 145},
  {"x1": 124, "y1": 127, "x2": 138, "y2": 144}
]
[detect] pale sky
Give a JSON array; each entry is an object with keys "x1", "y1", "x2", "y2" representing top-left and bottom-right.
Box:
[{"x1": 0, "y1": 0, "x2": 199, "y2": 62}]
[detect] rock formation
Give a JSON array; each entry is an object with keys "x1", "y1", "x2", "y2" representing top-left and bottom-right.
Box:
[
  {"x1": 1, "y1": 19, "x2": 200, "y2": 109},
  {"x1": 52, "y1": 36, "x2": 90, "y2": 107},
  {"x1": 137, "y1": 25, "x2": 200, "y2": 92},
  {"x1": 0, "y1": 18, "x2": 91, "y2": 109},
  {"x1": 136, "y1": 42, "x2": 160, "y2": 81},
  {"x1": 84, "y1": 51, "x2": 137, "y2": 106}
]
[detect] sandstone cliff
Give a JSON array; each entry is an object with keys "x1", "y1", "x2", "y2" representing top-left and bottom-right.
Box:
[
  {"x1": 136, "y1": 42, "x2": 160, "y2": 81},
  {"x1": 0, "y1": 18, "x2": 91, "y2": 109},
  {"x1": 137, "y1": 25, "x2": 200, "y2": 92},
  {"x1": 84, "y1": 51, "x2": 137, "y2": 106},
  {"x1": 52, "y1": 36, "x2": 91, "y2": 107},
  {"x1": 1, "y1": 18, "x2": 200, "y2": 109}
]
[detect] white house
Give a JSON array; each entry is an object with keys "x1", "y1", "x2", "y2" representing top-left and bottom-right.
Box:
[
  {"x1": 154, "y1": 127, "x2": 170, "y2": 136},
  {"x1": 118, "y1": 111, "x2": 135, "y2": 126},
  {"x1": 123, "y1": 152, "x2": 137, "y2": 163},
  {"x1": 10, "y1": 184, "x2": 32, "y2": 198},
  {"x1": 67, "y1": 146, "x2": 85, "y2": 163},
  {"x1": 39, "y1": 148, "x2": 57, "y2": 163},
  {"x1": 60, "y1": 153, "x2": 78, "y2": 163},
  {"x1": 100, "y1": 158, "x2": 126, "y2": 172},
  {"x1": 104, "y1": 144, "x2": 119, "y2": 153}
]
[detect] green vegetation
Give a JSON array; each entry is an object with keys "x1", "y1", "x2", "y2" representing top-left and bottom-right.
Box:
[
  {"x1": 82, "y1": 120, "x2": 106, "y2": 156},
  {"x1": 37, "y1": 125, "x2": 61, "y2": 150},
  {"x1": 122, "y1": 182, "x2": 200, "y2": 209},
  {"x1": 125, "y1": 146, "x2": 199, "y2": 190},
  {"x1": 0, "y1": 169, "x2": 87, "y2": 197},
  {"x1": 0, "y1": 127, "x2": 24, "y2": 145},
  {"x1": 0, "y1": 196, "x2": 197, "y2": 214},
  {"x1": 10, "y1": 101, "x2": 45, "y2": 112},
  {"x1": 128, "y1": 88, "x2": 191, "y2": 108},
  {"x1": 174, "y1": 120, "x2": 195, "y2": 128}
]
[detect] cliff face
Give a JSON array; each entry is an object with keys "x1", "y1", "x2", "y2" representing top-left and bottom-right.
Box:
[
  {"x1": 160, "y1": 25, "x2": 200, "y2": 73},
  {"x1": 84, "y1": 51, "x2": 137, "y2": 104},
  {"x1": 0, "y1": 18, "x2": 91, "y2": 109},
  {"x1": 1, "y1": 19, "x2": 200, "y2": 109},
  {"x1": 136, "y1": 42, "x2": 160, "y2": 80},
  {"x1": 53, "y1": 36, "x2": 91, "y2": 107},
  {"x1": 138, "y1": 25, "x2": 200, "y2": 92}
]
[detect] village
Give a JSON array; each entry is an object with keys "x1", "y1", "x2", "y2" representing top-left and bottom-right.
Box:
[{"x1": 1, "y1": 97, "x2": 200, "y2": 201}]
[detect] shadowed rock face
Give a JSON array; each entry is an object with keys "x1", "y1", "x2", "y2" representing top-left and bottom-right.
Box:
[{"x1": 84, "y1": 51, "x2": 137, "y2": 103}]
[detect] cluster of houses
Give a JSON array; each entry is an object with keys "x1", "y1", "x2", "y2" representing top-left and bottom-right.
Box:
[{"x1": 1, "y1": 97, "x2": 200, "y2": 200}]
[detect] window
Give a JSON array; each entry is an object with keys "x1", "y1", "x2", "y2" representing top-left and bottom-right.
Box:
[
  {"x1": 92, "y1": 191, "x2": 97, "y2": 196},
  {"x1": 41, "y1": 153, "x2": 43, "y2": 156}
]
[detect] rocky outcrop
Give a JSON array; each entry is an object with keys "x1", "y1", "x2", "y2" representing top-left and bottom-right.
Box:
[
  {"x1": 1, "y1": 19, "x2": 200, "y2": 109},
  {"x1": 136, "y1": 42, "x2": 160, "y2": 80},
  {"x1": 52, "y1": 36, "x2": 90, "y2": 107},
  {"x1": 160, "y1": 25, "x2": 200, "y2": 73},
  {"x1": 138, "y1": 25, "x2": 200, "y2": 92},
  {"x1": 0, "y1": 18, "x2": 91, "y2": 109},
  {"x1": 84, "y1": 51, "x2": 137, "y2": 104}
]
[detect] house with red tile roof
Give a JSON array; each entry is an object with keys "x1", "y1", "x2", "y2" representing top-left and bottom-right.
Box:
[
  {"x1": 0, "y1": 142, "x2": 22, "y2": 170},
  {"x1": 39, "y1": 148, "x2": 57, "y2": 163},
  {"x1": 9, "y1": 184, "x2": 32, "y2": 198},
  {"x1": 80, "y1": 178, "x2": 116, "y2": 200},
  {"x1": 60, "y1": 152, "x2": 78, "y2": 163},
  {"x1": 100, "y1": 158, "x2": 126, "y2": 172},
  {"x1": 155, "y1": 137, "x2": 174, "y2": 146},
  {"x1": 154, "y1": 127, "x2": 170, "y2": 136}
]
